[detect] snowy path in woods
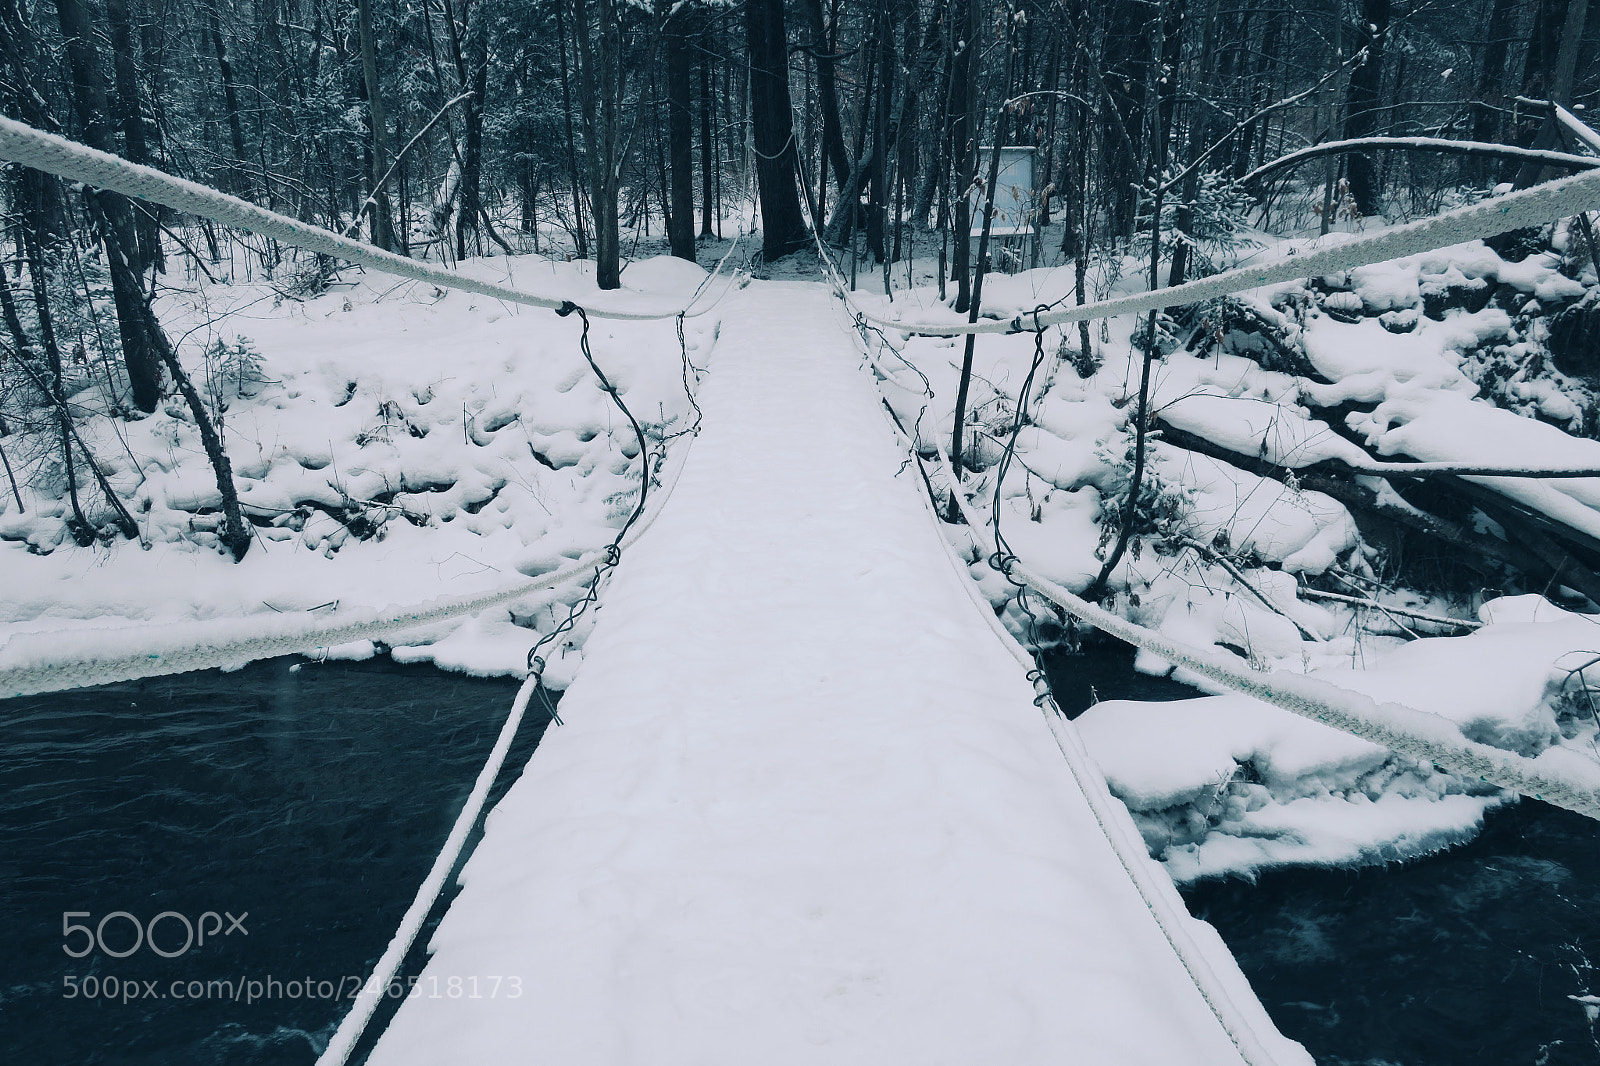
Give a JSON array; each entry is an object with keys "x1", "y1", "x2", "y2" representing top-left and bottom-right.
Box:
[{"x1": 363, "y1": 282, "x2": 1308, "y2": 1065}]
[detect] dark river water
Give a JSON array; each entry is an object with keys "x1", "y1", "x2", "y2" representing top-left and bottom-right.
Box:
[
  {"x1": 0, "y1": 658, "x2": 538, "y2": 1065},
  {"x1": 2, "y1": 648, "x2": 1595, "y2": 1064}
]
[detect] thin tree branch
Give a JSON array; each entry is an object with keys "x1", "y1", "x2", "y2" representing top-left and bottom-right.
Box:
[
  {"x1": 1243, "y1": 136, "x2": 1600, "y2": 187},
  {"x1": 343, "y1": 90, "x2": 475, "y2": 240}
]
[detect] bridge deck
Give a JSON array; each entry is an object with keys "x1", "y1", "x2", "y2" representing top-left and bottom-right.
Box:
[{"x1": 365, "y1": 283, "x2": 1307, "y2": 1065}]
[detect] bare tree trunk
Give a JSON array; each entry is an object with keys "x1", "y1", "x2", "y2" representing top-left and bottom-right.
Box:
[
  {"x1": 1101, "y1": 0, "x2": 1150, "y2": 242},
  {"x1": 1471, "y1": 0, "x2": 1516, "y2": 162},
  {"x1": 555, "y1": 0, "x2": 589, "y2": 257},
  {"x1": 52, "y1": 0, "x2": 163, "y2": 413},
  {"x1": 105, "y1": 0, "x2": 161, "y2": 273},
  {"x1": 747, "y1": 0, "x2": 810, "y2": 259},
  {"x1": 3, "y1": 257, "x2": 138, "y2": 539},
  {"x1": 357, "y1": 0, "x2": 395, "y2": 250},
  {"x1": 24, "y1": 230, "x2": 91, "y2": 541},
  {"x1": 948, "y1": 0, "x2": 976, "y2": 310},
  {"x1": 1342, "y1": 0, "x2": 1390, "y2": 217},
  {"x1": 1551, "y1": 0, "x2": 1590, "y2": 105},
  {"x1": 573, "y1": 0, "x2": 622, "y2": 287},
  {"x1": 866, "y1": 0, "x2": 894, "y2": 264},
  {"x1": 699, "y1": 27, "x2": 716, "y2": 238},
  {"x1": 948, "y1": 11, "x2": 1018, "y2": 510},
  {"x1": 801, "y1": 0, "x2": 852, "y2": 194},
  {"x1": 456, "y1": 28, "x2": 488, "y2": 259},
  {"x1": 157, "y1": 341, "x2": 253, "y2": 561},
  {"x1": 206, "y1": 1, "x2": 251, "y2": 199},
  {"x1": 1521, "y1": 0, "x2": 1568, "y2": 104},
  {"x1": 665, "y1": 4, "x2": 695, "y2": 262}
]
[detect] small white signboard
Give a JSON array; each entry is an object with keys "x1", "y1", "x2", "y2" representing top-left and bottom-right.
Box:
[{"x1": 971, "y1": 146, "x2": 1037, "y2": 236}]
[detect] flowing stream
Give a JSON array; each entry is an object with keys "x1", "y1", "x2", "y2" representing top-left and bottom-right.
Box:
[{"x1": 2, "y1": 650, "x2": 1594, "y2": 1064}]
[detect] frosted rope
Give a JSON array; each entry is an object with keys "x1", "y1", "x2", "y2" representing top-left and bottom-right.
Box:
[
  {"x1": 841, "y1": 165, "x2": 1600, "y2": 335},
  {"x1": 316, "y1": 674, "x2": 538, "y2": 1066},
  {"x1": 0, "y1": 115, "x2": 729, "y2": 323},
  {"x1": 823, "y1": 139, "x2": 1600, "y2": 820},
  {"x1": 0, "y1": 435, "x2": 697, "y2": 697},
  {"x1": 928, "y1": 444, "x2": 1600, "y2": 820}
]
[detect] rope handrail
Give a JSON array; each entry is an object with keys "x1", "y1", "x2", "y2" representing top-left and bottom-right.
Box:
[
  {"x1": 0, "y1": 112, "x2": 735, "y2": 698},
  {"x1": 315, "y1": 673, "x2": 540, "y2": 1066},
  {"x1": 0, "y1": 433, "x2": 698, "y2": 698},
  {"x1": 808, "y1": 138, "x2": 1600, "y2": 823},
  {"x1": 926, "y1": 437, "x2": 1600, "y2": 820},
  {"x1": 0, "y1": 115, "x2": 729, "y2": 323},
  {"x1": 837, "y1": 165, "x2": 1600, "y2": 336}
]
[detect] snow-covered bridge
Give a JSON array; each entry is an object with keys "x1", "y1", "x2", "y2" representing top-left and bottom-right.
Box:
[
  {"x1": 359, "y1": 282, "x2": 1307, "y2": 1066},
  {"x1": 5, "y1": 115, "x2": 1600, "y2": 1066}
]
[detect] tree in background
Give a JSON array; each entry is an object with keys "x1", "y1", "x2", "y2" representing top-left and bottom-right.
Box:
[{"x1": 746, "y1": 0, "x2": 809, "y2": 259}]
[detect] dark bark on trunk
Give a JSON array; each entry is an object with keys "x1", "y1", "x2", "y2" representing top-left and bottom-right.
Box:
[
  {"x1": 948, "y1": 0, "x2": 976, "y2": 310},
  {"x1": 1101, "y1": 0, "x2": 1149, "y2": 242},
  {"x1": 52, "y1": 0, "x2": 163, "y2": 413},
  {"x1": 867, "y1": 0, "x2": 894, "y2": 263},
  {"x1": 899, "y1": 0, "x2": 943, "y2": 229},
  {"x1": 105, "y1": 0, "x2": 161, "y2": 272},
  {"x1": 801, "y1": 0, "x2": 853, "y2": 194},
  {"x1": 206, "y1": 1, "x2": 251, "y2": 199},
  {"x1": 26, "y1": 231, "x2": 91, "y2": 541},
  {"x1": 1471, "y1": 0, "x2": 1515, "y2": 156},
  {"x1": 1521, "y1": 0, "x2": 1567, "y2": 108},
  {"x1": 1342, "y1": 0, "x2": 1390, "y2": 217},
  {"x1": 746, "y1": 0, "x2": 809, "y2": 259},
  {"x1": 699, "y1": 30, "x2": 716, "y2": 237},
  {"x1": 947, "y1": 14, "x2": 1017, "y2": 508},
  {"x1": 5, "y1": 255, "x2": 138, "y2": 540},
  {"x1": 157, "y1": 341, "x2": 252, "y2": 561},
  {"x1": 555, "y1": 0, "x2": 589, "y2": 257},
  {"x1": 357, "y1": 0, "x2": 395, "y2": 250},
  {"x1": 665, "y1": 7, "x2": 695, "y2": 262},
  {"x1": 1552, "y1": 0, "x2": 1591, "y2": 105},
  {"x1": 913, "y1": 5, "x2": 953, "y2": 227},
  {"x1": 573, "y1": 0, "x2": 621, "y2": 287},
  {"x1": 1170, "y1": 0, "x2": 1221, "y2": 288},
  {"x1": 456, "y1": 35, "x2": 488, "y2": 259}
]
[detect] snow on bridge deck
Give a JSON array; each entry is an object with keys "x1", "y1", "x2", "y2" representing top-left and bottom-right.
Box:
[{"x1": 364, "y1": 282, "x2": 1309, "y2": 1065}]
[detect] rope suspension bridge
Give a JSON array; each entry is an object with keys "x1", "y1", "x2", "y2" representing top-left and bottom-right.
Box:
[{"x1": 3, "y1": 114, "x2": 1599, "y2": 1064}]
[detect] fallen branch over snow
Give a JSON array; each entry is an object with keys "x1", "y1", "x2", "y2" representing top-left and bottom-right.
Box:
[
  {"x1": 1178, "y1": 536, "x2": 1323, "y2": 641},
  {"x1": 935, "y1": 441, "x2": 1600, "y2": 820},
  {"x1": 1156, "y1": 420, "x2": 1600, "y2": 607},
  {"x1": 1295, "y1": 587, "x2": 1482, "y2": 630}
]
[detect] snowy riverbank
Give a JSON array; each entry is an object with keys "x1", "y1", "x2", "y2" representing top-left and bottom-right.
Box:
[{"x1": 4, "y1": 232, "x2": 1599, "y2": 886}]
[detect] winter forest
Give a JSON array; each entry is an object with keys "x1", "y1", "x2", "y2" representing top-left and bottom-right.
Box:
[{"x1": 4, "y1": 0, "x2": 1600, "y2": 1062}]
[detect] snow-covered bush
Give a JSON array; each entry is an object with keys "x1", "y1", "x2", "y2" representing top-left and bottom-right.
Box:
[
  {"x1": 1093, "y1": 436, "x2": 1195, "y2": 561},
  {"x1": 1132, "y1": 168, "x2": 1258, "y2": 278}
]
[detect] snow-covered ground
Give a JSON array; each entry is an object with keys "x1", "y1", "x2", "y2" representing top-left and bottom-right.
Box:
[
  {"x1": 4, "y1": 212, "x2": 1599, "y2": 895},
  {"x1": 1, "y1": 253, "x2": 714, "y2": 689}
]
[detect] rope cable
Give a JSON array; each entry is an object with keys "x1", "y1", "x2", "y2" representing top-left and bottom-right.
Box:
[
  {"x1": 0, "y1": 115, "x2": 736, "y2": 323},
  {"x1": 521, "y1": 302, "x2": 656, "y2": 724},
  {"x1": 0, "y1": 112, "x2": 729, "y2": 697},
  {"x1": 314, "y1": 673, "x2": 539, "y2": 1066},
  {"x1": 827, "y1": 165, "x2": 1600, "y2": 336}
]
